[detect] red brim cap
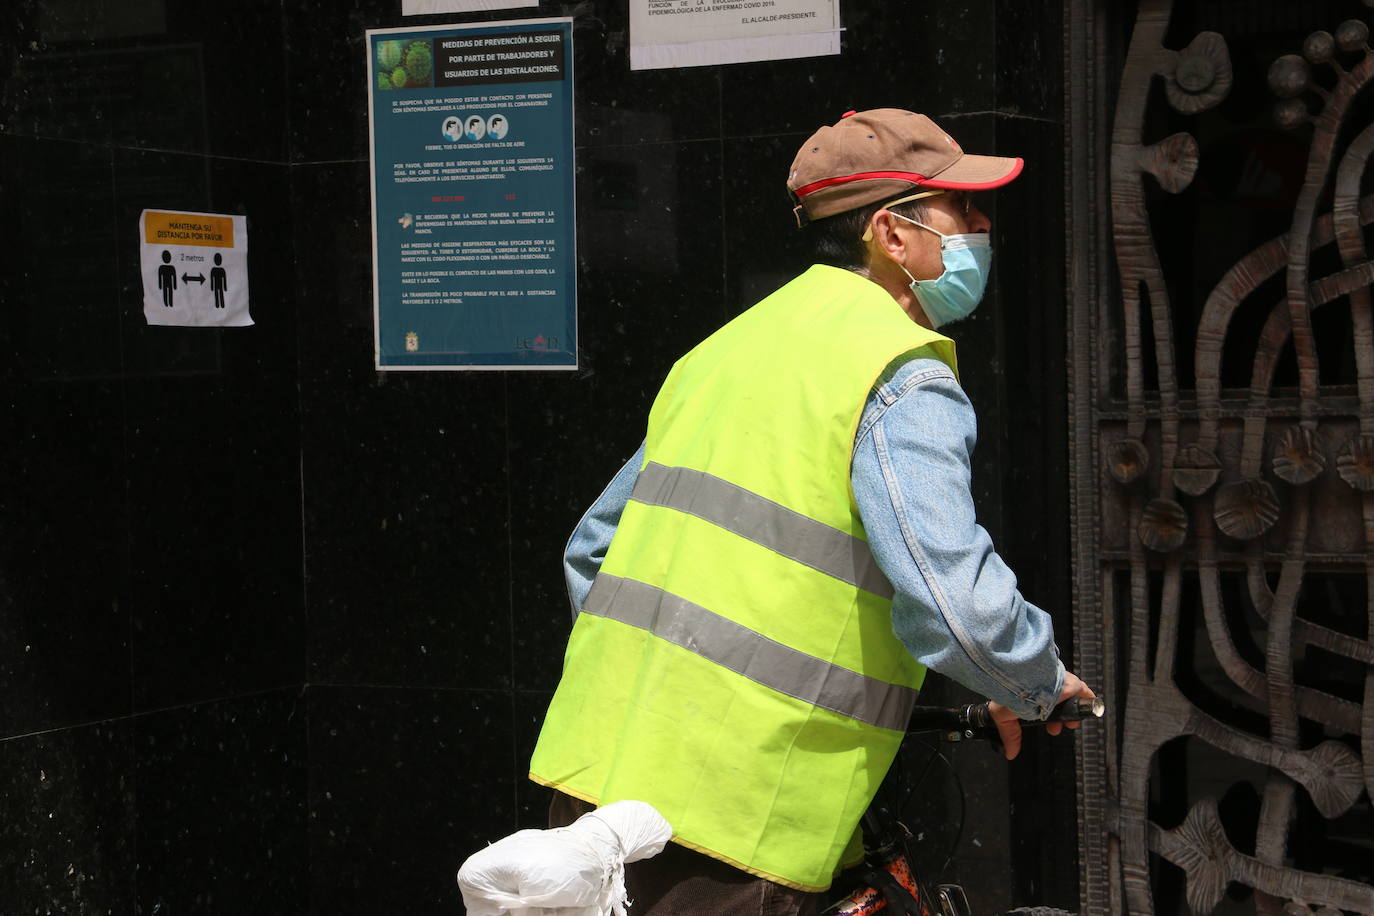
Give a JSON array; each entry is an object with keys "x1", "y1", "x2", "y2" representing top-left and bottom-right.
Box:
[
  {"x1": 787, "y1": 109, "x2": 1025, "y2": 222},
  {"x1": 790, "y1": 156, "x2": 1024, "y2": 199},
  {"x1": 920, "y1": 153, "x2": 1024, "y2": 190}
]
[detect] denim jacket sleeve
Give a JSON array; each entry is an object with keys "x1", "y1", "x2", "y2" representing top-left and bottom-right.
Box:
[
  {"x1": 852, "y1": 357, "x2": 1065, "y2": 720},
  {"x1": 562, "y1": 442, "x2": 645, "y2": 617}
]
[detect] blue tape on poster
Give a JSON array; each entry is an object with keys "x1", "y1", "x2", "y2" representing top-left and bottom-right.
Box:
[{"x1": 368, "y1": 18, "x2": 576, "y2": 370}]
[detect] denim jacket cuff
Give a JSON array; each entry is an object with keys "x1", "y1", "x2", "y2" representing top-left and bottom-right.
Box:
[{"x1": 1018, "y1": 664, "x2": 1066, "y2": 720}]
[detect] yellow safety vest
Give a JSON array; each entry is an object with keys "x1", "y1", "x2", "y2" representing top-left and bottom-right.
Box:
[{"x1": 530, "y1": 264, "x2": 958, "y2": 891}]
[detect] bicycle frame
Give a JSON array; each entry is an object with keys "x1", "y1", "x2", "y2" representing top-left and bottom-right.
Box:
[
  {"x1": 822, "y1": 699, "x2": 1102, "y2": 916},
  {"x1": 822, "y1": 804, "x2": 971, "y2": 916}
]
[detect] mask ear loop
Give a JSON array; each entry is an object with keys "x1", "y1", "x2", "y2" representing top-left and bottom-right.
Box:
[
  {"x1": 860, "y1": 189, "x2": 946, "y2": 242},
  {"x1": 888, "y1": 211, "x2": 950, "y2": 243}
]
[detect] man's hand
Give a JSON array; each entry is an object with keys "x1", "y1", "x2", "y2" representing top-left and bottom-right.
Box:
[{"x1": 986, "y1": 670, "x2": 1096, "y2": 760}]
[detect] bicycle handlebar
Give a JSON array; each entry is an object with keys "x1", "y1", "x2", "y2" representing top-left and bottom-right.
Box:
[{"x1": 905, "y1": 695, "x2": 1104, "y2": 739}]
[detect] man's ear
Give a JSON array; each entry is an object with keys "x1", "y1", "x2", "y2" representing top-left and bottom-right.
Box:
[{"x1": 868, "y1": 209, "x2": 907, "y2": 261}]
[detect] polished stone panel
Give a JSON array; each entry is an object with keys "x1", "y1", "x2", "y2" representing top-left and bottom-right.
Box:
[
  {"x1": 0, "y1": 2, "x2": 119, "y2": 145},
  {"x1": 0, "y1": 0, "x2": 287, "y2": 161},
  {"x1": 287, "y1": 161, "x2": 375, "y2": 387},
  {"x1": 134, "y1": 690, "x2": 308, "y2": 914},
  {"x1": 284, "y1": 0, "x2": 387, "y2": 165},
  {"x1": 294, "y1": 164, "x2": 514, "y2": 690},
  {"x1": 722, "y1": 132, "x2": 815, "y2": 317},
  {"x1": 0, "y1": 135, "x2": 131, "y2": 738},
  {"x1": 308, "y1": 686, "x2": 515, "y2": 916},
  {"x1": 995, "y1": 3, "x2": 1064, "y2": 120},
  {"x1": 0, "y1": 136, "x2": 122, "y2": 380},
  {"x1": 125, "y1": 0, "x2": 287, "y2": 161},
  {"x1": 981, "y1": 114, "x2": 1069, "y2": 615},
  {"x1": 0, "y1": 721, "x2": 137, "y2": 913},
  {"x1": 111, "y1": 149, "x2": 305, "y2": 710},
  {"x1": 0, "y1": 372, "x2": 132, "y2": 737}
]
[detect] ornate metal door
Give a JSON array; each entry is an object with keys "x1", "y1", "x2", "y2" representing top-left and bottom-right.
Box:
[{"x1": 1069, "y1": 1, "x2": 1374, "y2": 913}]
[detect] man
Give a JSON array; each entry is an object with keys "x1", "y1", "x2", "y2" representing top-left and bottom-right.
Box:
[{"x1": 529, "y1": 109, "x2": 1094, "y2": 915}]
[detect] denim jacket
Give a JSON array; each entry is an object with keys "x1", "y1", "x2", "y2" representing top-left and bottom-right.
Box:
[{"x1": 562, "y1": 356, "x2": 1065, "y2": 720}]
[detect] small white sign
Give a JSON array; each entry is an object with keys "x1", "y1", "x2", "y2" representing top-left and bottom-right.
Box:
[
  {"x1": 402, "y1": 0, "x2": 538, "y2": 14},
  {"x1": 138, "y1": 209, "x2": 251, "y2": 327},
  {"x1": 630, "y1": 0, "x2": 842, "y2": 70}
]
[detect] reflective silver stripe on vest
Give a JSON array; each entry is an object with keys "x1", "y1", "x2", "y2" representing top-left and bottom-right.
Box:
[
  {"x1": 630, "y1": 462, "x2": 894, "y2": 599},
  {"x1": 583, "y1": 574, "x2": 917, "y2": 732}
]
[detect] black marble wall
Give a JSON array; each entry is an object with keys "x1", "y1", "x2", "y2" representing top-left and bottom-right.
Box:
[{"x1": 0, "y1": 1, "x2": 1070, "y2": 913}]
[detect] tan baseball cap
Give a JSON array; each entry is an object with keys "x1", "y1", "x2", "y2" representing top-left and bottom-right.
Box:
[{"x1": 787, "y1": 108, "x2": 1024, "y2": 223}]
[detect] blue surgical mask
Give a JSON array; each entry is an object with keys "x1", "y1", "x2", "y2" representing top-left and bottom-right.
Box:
[{"x1": 890, "y1": 213, "x2": 993, "y2": 329}]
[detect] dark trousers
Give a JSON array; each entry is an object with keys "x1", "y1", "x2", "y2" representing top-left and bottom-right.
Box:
[{"x1": 549, "y1": 791, "x2": 821, "y2": 916}]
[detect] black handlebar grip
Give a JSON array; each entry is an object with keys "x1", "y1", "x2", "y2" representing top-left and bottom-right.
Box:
[{"x1": 1044, "y1": 696, "x2": 1105, "y2": 723}]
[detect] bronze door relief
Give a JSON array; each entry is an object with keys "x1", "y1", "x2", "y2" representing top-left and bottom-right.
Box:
[{"x1": 1071, "y1": 0, "x2": 1374, "y2": 913}]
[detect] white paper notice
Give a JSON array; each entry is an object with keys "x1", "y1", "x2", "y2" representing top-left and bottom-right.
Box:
[
  {"x1": 139, "y1": 209, "x2": 251, "y2": 327},
  {"x1": 402, "y1": 0, "x2": 539, "y2": 14},
  {"x1": 630, "y1": 0, "x2": 841, "y2": 71}
]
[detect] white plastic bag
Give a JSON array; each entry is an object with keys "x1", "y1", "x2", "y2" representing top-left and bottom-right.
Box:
[{"x1": 457, "y1": 800, "x2": 673, "y2": 916}]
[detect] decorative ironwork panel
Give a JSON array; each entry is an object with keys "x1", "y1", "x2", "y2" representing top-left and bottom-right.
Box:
[{"x1": 1072, "y1": 1, "x2": 1374, "y2": 913}]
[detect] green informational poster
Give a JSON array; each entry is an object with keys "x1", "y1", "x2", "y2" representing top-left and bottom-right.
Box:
[{"x1": 368, "y1": 18, "x2": 576, "y2": 369}]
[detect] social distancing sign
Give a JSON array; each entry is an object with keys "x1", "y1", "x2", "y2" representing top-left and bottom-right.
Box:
[{"x1": 139, "y1": 209, "x2": 251, "y2": 327}]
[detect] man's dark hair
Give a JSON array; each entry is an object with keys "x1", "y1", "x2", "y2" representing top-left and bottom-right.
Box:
[{"x1": 801, "y1": 198, "x2": 929, "y2": 270}]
